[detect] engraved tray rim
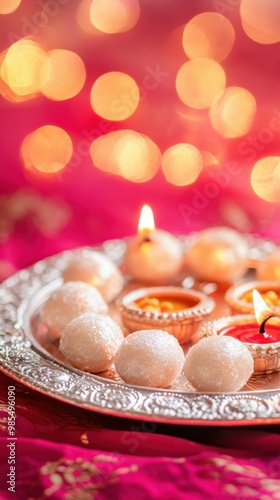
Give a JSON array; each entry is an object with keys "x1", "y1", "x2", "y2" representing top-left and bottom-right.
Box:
[{"x1": 1, "y1": 240, "x2": 280, "y2": 426}]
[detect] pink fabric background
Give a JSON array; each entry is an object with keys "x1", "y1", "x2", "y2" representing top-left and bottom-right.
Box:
[
  {"x1": 1, "y1": 372, "x2": 280, "y2": 500},
  {"x1": 1, "y1": 1, "x2": 280, "y2": 498}
]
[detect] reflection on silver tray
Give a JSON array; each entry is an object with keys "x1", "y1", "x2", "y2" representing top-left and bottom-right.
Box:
[{"x1": 1, "y1": 238, "x2": 280, "y2": 426}]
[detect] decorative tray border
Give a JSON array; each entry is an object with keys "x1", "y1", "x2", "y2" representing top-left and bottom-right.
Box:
[{"x1": 1, "y1": 240, "x2": 280, "y2": 425}]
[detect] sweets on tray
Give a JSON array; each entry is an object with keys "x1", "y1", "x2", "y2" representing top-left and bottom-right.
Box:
[
  {"x1": 183, "y1": 336, "x2": 254, "y2": 392},
  {"x1": 62, "y1": 251, "x2": 124, "y2": 302},
  {"x1": 59, "y1": 312, "x2": 124, "y2": 372},
  {"x1": 185, "y1": 226, "x2": 249, "y2": 282},
  {"x1": 40, "y1": 281, "x2": 108, "y2": 338},
  {"x1": 114, "y1": 329, "x2": 185, "y2": 388}
]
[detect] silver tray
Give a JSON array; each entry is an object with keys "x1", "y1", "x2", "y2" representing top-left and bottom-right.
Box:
[{"x1": 1, "y1": 239, "x2": 280, "y2": 426}]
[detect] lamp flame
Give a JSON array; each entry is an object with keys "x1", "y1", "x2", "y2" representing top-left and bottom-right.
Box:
[
  {"x1": 252, "y1": 289, "x2": 275, "y2": 333},
  {"x1": 138, "y1": 204, "x2": 155, "y2": 237}
]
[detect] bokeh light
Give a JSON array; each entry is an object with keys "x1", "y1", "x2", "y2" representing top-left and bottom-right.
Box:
[
  {"x1": 161, "y1": 144, "x2": 203, "y2": 186},
  {"x1": 90, "y1": 0, "x2": 140, "y2": 34},
  {"x1": 77, "y1": 0, "x2": 98, "y2": 34},
  {"x1": 240, "y1": 0, "x2": 280, "y2": 44},
  {"x1": 1, "y1": 39, "x2": 50, "y2": 97},
  {"x1": 41, "y1": 50, "x2": 86, "y2": 101},
  {"x1": 21, "y1": 125, "x2": 73, "y2": 174},
  {"x1": 210, "y1": 86, "x2": 256, "y2": 138},
  {"x1": 176, "y1": 58, "x2": 226, "y2": 109},
  {"x1": 251, "y1": 156, "x2": 280, "y2": 202},
  {"x1": 90, "y1": 130, "x2": 161, "y2": 182},
  {"x1": 182, "y1": 12, "x2": 235, "y2": 62},
  {"x1": 90, "y1": 72, "x2": 140, "y2": 120},
  {"x1": 0, "y1": 49, "x2": 30, "y2": 102},
  {"x1": 201, "y1": 151, "x2": 219, "y2": 168},
  {"x1": 0, "y1": 0, "x2": 21, "y2": 15}
]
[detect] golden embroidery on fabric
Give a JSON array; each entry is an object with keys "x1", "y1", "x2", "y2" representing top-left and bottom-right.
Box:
[
  {"x1": 0, "y1": 189, "x2": 71, "y2": 242},
  {"x1": 40, "y1": 456, "x2": 138, "y2": 499}
]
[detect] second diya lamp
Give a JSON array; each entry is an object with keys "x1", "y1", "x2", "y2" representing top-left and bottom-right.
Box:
[
  {"x1": 203, "y1": 289, "x2": 280, "y2": 374},
  {"x1": 118, "y1": 286, "x2": 215, "y2": 344}
]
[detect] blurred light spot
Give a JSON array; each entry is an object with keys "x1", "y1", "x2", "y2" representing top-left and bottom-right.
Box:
[
  {"x1": 1, "y1": 39, "x2": 50, "y2": 96},
  {"x1": 90, "y1": 72, "x2": 140, "y2": 120},
  {"x1": 41, "y1": 50, "x2": 86, "y2": 101},
  {"x1": 176, "y1": 58, "x2": 226, "y2": 109},
  {"x1": 161, "y1": 144, "x2": 203, "y2": 186},
  {"x1": 251, "y1": 156, "x2": 280, "y2": 202},
  {"x1": 240, "y1": 0, "x2": 280, "y2": 44},
  {"x1": 90, "y1": 0, "x2": 140, "y2": 34},
  {"x1": 210, "y1": 86, "x2": 256, "y2": 138},
  {"x1": 0, "y1": 49, "x2": 32, "y2": 102},
  {"x1": 0, "y1": 0, "x2": 21, "y2": 14},
  {"x1": 77, "y1": 0, "x2": 98, "y2": 34},
  {"x1": 21, "y1": 125, "x2": 73, "y2": 174},
  {"x1": 183, "y1": 12, "x2": 235, "y2": 62},
  {"x1": 90, "y1": 130, "x2": 161, "y2": 182},
  {"x1": 201, "y1": 150, "x2": 219, "y2": 167}
]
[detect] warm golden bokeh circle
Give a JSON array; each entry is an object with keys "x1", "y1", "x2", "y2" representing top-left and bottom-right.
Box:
[
  {"x1": 161, "y1": 144, "x2": 203, "y2": 186},
  {"x1": 251, "y1": 156, "x2": 280, "y2": 202},
  {"x1": 90, "y1": 71, "x2": 140, "y2": 120},
  {"x1": 182, "y1": 12, "x2": 235, "y2": 62},
  {"x1": 21, "y1": 126, "x2": 73, "y2": 174},
  {"x1": 90, "y1": 0, "x2": 140, "y2": 34},
  {"x1": 210, "y1": 86, "x2": 256, "y2": 138},
  {"x1": 200, "y1": 151, "x2": 219, "y2": 168},
  {"x1": 176, "y1": 58, "x2": 226, "y2": 109},
  {"x1": 0, "y1": 0, "x2": 21, "y2": 14},
  {"x1": 240, "y1": 0, "x2": 280, "y2": 44},
  {"x1": 41, "y1": 50, "x2": 86, "y2": 101},
  {"x1": 1, "y1": 39, "x2": 50, "y2": 96},
  {"x1": 90, "y1": 130, "x2": 161, "y2": 182}
]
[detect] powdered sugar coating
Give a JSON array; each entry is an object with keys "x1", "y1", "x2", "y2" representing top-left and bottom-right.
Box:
[
  {"x1": 62, "y1": 251, "x2": 124, "y2": 302},
  {"x1": 185, "y1": 227, "x2": 248, "y2": 282},
  {"x1": 59, "y1": 312, "x2": 124, "y2": 372},
  {"x1": 40, "y1": 281, "x2": 108, "y2": 339},
  {"x1": 114, "y1": 329, "x2": 185, "y2": 388},
  {"x1": 184, "y1": 336, "x2": 254, "y2": 392}
]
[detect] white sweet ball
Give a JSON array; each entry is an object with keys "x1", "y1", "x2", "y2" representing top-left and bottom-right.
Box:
[
  {"x1": 62, "y1": 251, "x2": 124, "y2": 302},
  {"x1": 257, "y1": 248, "x2": 280, "y2": 281},
  {"x1": 59, "y1": 312, "x2": 124, "y2": 372},
  {"x1": 40, "y1": 281, "x2": 108, "y2": 339},
  {"x1": 115, "y1": 329, "x2": 185, "y2": 387},
  {"x1": 124, "y1": 230, "x2": 182, "y2": 281},
  {"x1": 183, "y1": 336, "x2": 254, "y2": 392},
  {"x1": 185, "y1": 227, "x2": 249, "y2": 282}
]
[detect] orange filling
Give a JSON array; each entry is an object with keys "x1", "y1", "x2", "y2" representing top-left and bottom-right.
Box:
[
  {"x1": 135, "y1": 295, "x2": 195, "y2": 312},
  {"x1": 241, "y1": 290, "x2": 280, "y2": 307}
]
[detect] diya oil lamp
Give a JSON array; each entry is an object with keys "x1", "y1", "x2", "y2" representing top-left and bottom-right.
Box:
[
  {"x1": 203, "y1": 289, "x2": 280, "y2": 374},
  {"x1": 118, "y1": 285, "x2": 215, "y2": 344},
  {"x1": 123, "y1": 204, "x2": 182, "y2": 282}
]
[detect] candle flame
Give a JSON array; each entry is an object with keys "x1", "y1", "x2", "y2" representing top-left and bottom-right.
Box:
[
  {"x1": 138, "y1": 204, "x2": 155, "y2": 236},
  {"x1": 252, "y1": 289, "x2": 274, "y2": 327}
]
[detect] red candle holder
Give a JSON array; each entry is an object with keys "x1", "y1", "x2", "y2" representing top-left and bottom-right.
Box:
[{"x1": 202, "y1": 314, "x2": 280, "y2": 374}]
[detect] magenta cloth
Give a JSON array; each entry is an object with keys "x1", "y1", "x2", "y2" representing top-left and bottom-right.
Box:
[
  {"x1": 1, "y1": 2, "x2": 280, "y2": 499},
  {"x1": 1, "y1": 373, "x2": 280, "y2": 500}
]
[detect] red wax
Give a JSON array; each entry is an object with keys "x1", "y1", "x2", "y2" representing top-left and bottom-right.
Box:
[{"x1": 223, "y1": 323, "x2": 280, "y2": 344}]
